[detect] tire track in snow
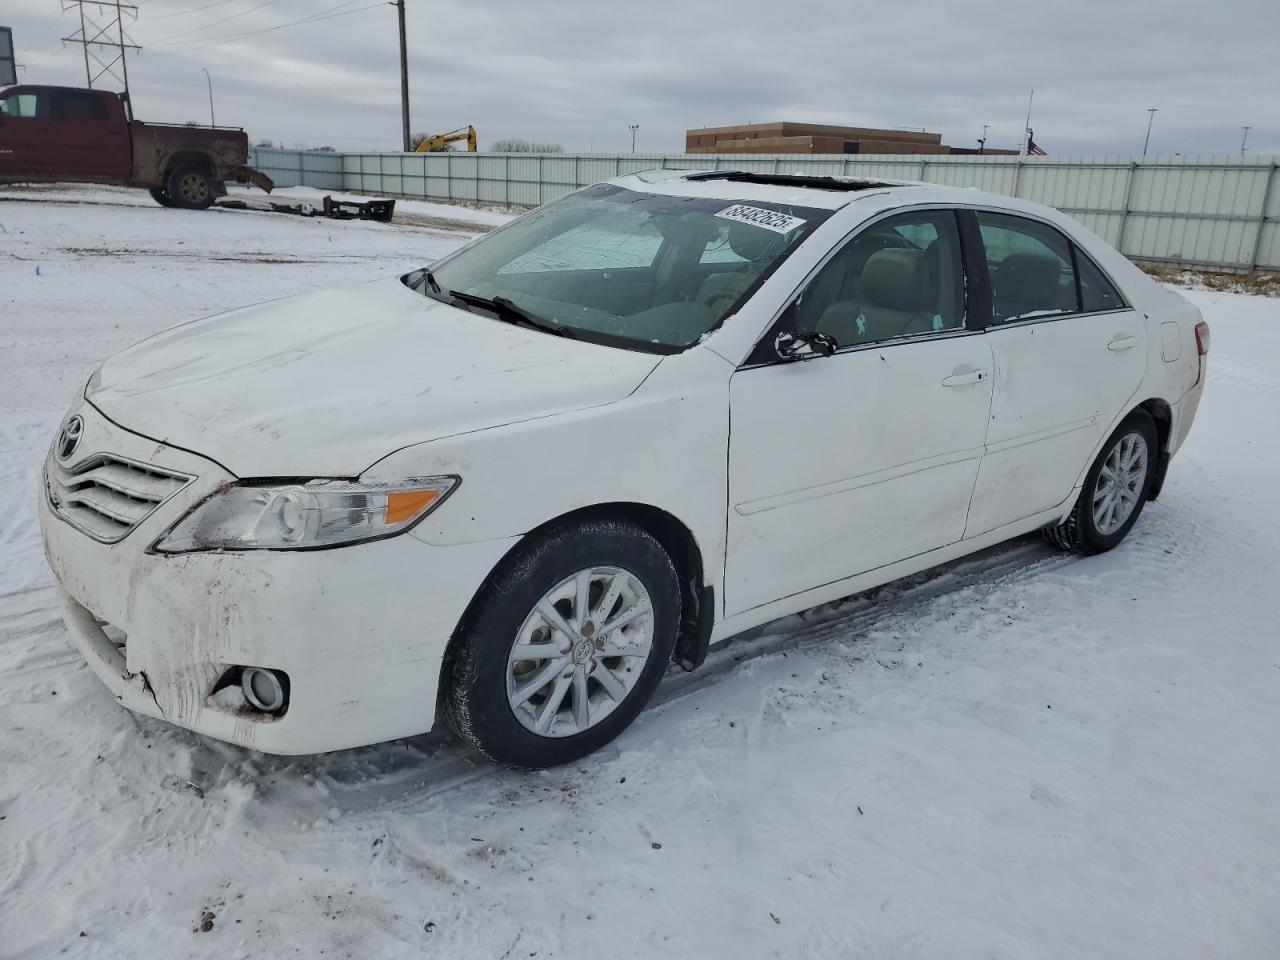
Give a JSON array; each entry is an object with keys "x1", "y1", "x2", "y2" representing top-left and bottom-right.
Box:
[{"x1": 254, "y1": 537, "x2": 1084, "y2": 813}]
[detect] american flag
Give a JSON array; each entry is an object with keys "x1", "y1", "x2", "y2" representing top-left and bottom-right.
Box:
[{"x1": 1026, "y1": 129, "x2": 1047, "y2": 156}]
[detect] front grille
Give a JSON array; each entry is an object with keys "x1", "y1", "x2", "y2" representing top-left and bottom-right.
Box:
[{"x1": 45, "y1": 452, "x2": 193, "y2": 543}]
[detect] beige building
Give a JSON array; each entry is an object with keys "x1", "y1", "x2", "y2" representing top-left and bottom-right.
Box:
[{"x1": 685, "y1": 121, "x2": 1013, "y2": 156}]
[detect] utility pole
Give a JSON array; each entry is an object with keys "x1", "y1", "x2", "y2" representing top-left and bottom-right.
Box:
[
  {"x1": 1240, "y1": 125, "x2": 1252, "y2": 156},
  {"x1": 392, "y1": 0, "x2": 410, "y2": 152},
  {"x1": 62, "y1": 0, "x2": 140, "y2": 97},
  {"x1": 201, "y1": 68, "x2": 215, "y2": 128},
  {"x1": 978, "y1": 123, "x2": 989, "y2": 154},
  {"x1": 628, "y1": 124, "x2": 639, "y2": 154},
  {"x1": 1021, "y1": 89, "x2": 1034, "y2": 156},
  {"x1": 1142, "y1": 107, "x2": 1158, "y2": 157}
]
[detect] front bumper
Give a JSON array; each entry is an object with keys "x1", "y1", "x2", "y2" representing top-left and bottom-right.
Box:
[{"x1": 40, "y1": 400, "x2": 516, "y2": 755}]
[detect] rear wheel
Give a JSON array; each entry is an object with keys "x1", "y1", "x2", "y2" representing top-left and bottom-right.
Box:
[
  {"x1": 442, "y1": 517, "x2": 681, "y2": 769},
  {"x1": 165, "y1": 165, "x2": 217, "y2": 210},
  {"x1": 148, "y1": 186, "x2": 177, "y2": 208},
  {"x1": 1044, "y1": 410, "x2": 1158, "y2": 554}
]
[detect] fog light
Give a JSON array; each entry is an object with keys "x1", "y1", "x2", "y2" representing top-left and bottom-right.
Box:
[{"x1": 241, "y1": 667, "x2": 287, "y2": 713}]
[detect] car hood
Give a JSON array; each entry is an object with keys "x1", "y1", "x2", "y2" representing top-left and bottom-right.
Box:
[{"x1": 88, "y1": 277, "x2": 662, "y2": 477}]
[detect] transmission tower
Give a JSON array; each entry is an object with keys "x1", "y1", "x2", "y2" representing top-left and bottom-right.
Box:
[{"x1": 62, "y1": 0, "x2": 140, "y2": 96}]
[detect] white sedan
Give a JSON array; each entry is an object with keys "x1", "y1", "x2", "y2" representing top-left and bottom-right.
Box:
[{"x1": 40, "y1": 170, "x2": 1209, "y2": 768}]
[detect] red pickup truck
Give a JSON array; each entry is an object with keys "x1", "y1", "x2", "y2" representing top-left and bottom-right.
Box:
[{"x1": 0, "y1": 84, "x2": 272, "y2": 209}]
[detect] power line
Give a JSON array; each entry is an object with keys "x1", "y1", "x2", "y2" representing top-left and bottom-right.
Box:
[
  {"x1": 142, "y1": 0, "x2": 252, "y2": 21},
  {"x1": 155, "y1": 0, "x2": 375, "y2": 49},
  {"x1": 147, "y1": 0, "x2": 288, "y2": 44},
  {"x1": 32, "y1": 6, "x2": 74, "y2": 46},
  {"x1": 152, "y1": 0, "x2": 364, "y2": 47}
]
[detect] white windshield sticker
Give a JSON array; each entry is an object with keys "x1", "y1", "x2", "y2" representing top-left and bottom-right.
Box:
[{"x1": 715, "y1": 204, "x2": 807, "y2": 234}]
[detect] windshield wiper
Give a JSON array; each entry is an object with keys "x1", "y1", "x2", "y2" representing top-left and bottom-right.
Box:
[
  {"x1": 411, "y1": 267, "x2": 453, "y2": 303},
  {"x1": 448, "y1": 291, "x2": 576, "y2": 339}
]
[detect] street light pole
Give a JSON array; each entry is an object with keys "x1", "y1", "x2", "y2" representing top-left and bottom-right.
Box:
[
  {"x1": 201, "y1": 67, "x2": 215, "y2": 128},
  {"x1": 392, "y1": 0, "x2": 411, "y2": 152},
  {"x1": 628, "y1": 124, "x2": 638, "y2": 154},
  {"x1": 1241, "y1": 125, "x2": 1252, "y2": 156},
  {"x1": 1142, "y1": 107, "x2": 1158, "y2": 157}
]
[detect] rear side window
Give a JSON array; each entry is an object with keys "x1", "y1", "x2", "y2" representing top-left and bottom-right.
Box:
[
  {"x1": 1075, "y1": 250, "x2": 1125, "y2": 312},
  {"x1": 977, "y1": 212, "x2": 1078, "y2": 323},
  {"x1": 51, "y1": 91, "x2": 107, "y2": 121}
]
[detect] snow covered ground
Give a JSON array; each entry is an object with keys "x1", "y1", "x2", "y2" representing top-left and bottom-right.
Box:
[{"x1": 2, "y1": 185, "x2": 1278, "y2": 959}]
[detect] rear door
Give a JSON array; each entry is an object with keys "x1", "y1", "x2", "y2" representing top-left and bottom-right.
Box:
[
  {"x1": 724, "y1": 208, "x2": 994, "y2": 615},
  {"x1": 964, "y1": 210, "x2": 1145, "y2": 537},
  {"x1": 46, "y1": 90, "x2": 130, "y2": 180}
]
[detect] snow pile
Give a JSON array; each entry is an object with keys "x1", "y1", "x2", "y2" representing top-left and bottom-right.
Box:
[{"x1": 1, "y1": 187, "x2": 1278, "y2": 958}]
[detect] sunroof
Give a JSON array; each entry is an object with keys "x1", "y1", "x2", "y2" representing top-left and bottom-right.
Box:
[{"x1": 683, "y1": 170, "x2": 905, "y2": 192}]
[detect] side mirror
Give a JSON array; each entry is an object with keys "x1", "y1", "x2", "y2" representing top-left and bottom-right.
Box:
[{"x1": 775, "y1": 330, "x2": 837, "y2": 362}]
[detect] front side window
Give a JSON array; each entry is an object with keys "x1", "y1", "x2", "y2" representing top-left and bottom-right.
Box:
[
  {"x1": 978, "y1": 212, "x2": 1078, "y2": 323},
  {"x1": 0, "y1": 92, "x2": 41, "y2": 118},
  {"x1": 416, "y1": 183, "x2": 831, "y2": 352},
  {"x1": 791, "y1": 209, "x2": 967, "y2": 348}
]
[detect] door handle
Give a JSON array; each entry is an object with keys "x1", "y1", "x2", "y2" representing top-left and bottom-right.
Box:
[
  {"x1": 941, "y1": 369, "x2": 988, "y2": 387},
  {"x1": 1108, "y1": 335, "x2": 1137, "y2": 351}
]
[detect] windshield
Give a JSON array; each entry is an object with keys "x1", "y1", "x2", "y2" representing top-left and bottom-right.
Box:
[{"x1": 410, "y1": 183, "x2": 832, "y2": 353}]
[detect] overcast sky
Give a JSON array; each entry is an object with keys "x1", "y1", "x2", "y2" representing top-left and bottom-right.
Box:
[{"x1": 6, "y1": 0, "x2": 1278, "y2": 156}]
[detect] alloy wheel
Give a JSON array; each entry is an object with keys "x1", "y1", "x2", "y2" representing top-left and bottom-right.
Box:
[
  {"x1": 1092, "y1": 431, "x2": 1149, "y2": 535},
  {"x1": 506, "y1": 566, "x2": 654, "y2": 738}
]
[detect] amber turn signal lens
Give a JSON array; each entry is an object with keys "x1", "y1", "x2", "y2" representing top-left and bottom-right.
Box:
[{"x1": 385, "y1": 489, "x2": 441, "y2": 525}]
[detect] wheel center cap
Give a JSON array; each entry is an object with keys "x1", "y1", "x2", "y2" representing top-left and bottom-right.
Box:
[{"x1": 572, "y1": 639, "x2": 595, "y2": 664}]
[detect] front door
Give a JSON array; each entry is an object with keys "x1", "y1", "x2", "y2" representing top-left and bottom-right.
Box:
[
  {"x1": 964, "y1": 211, "x2": 1147, "y2": 536},
  {"x1": 0, "y1": 89, "x2": 51, "y2": 178},
  {"x1": 724, "y1": 209, "x2": 994, "y2": 615}
]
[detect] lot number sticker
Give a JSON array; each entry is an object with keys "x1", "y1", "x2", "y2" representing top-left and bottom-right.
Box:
[{"x1": 715, "y1": 204, "x2": 807, "y2": 235}]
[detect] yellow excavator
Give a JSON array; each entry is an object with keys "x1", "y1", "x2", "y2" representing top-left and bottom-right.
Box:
[{"x1": 413, "y1": 126, "x2": 478, "y2": 153}]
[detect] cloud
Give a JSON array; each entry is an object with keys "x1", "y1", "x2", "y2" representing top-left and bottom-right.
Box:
[{"x1": 5, "y1": 0, "x2": 1277, "y2": 155}]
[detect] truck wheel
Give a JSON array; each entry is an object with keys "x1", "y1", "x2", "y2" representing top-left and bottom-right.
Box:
[
  {"x1": 165, "y1": 165, "x2": 216, "y2": 210},
  {"x1": 148, "y1": 187, "x2": 178, "y2": 208}
]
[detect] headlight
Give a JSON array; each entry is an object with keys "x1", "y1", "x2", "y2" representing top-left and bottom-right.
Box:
[{"x1": 153, "y1": 477, "x2": 458, "y2": 553}]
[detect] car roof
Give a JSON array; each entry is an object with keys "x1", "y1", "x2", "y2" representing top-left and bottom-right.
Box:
[{"x1": 610, "y1": 168, "x2": 1065, "y2": 223}]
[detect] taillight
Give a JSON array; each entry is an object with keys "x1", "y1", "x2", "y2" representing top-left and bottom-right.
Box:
[{"x1": 1194, "y1": 321, "x2": 1211, "y2": 356}]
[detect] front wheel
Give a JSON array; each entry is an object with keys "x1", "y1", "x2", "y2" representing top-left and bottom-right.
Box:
[
  {"x1": 1044, "y1": 410, "x2": 1158, "y2": 554},
  {"x1": 442, "y1": 517, "x2": 681, "y2": 769},
  {"x1": 165, "y1": 165, "x2": 217, "y2": 210}
]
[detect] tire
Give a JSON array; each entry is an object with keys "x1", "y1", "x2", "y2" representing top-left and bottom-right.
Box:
[
  {"x1": 442, "y1": 516, "x2": 681, "y2": 769},
  {"x1": 1043, "y1": 410, "x2": 1159, "y2": 555},
  {"x1": 148, "y1": 187, "x2": 177, "y2": 208},
  {"x1": 164, "y1": 165, "x2": 217, "y2": 210}
]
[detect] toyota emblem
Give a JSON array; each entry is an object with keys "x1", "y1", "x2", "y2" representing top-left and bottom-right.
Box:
[{"x1": 56, "y1": 415, "x2": 84, "y2": 461}]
